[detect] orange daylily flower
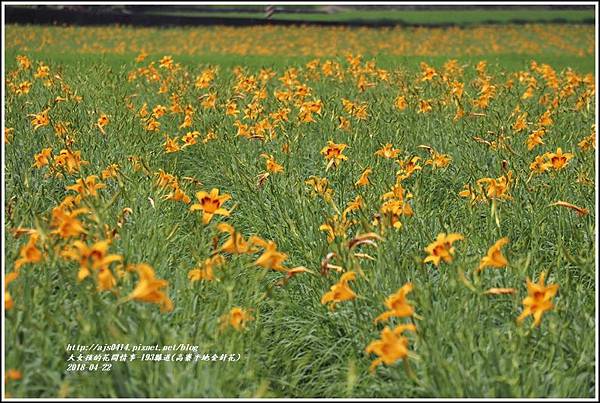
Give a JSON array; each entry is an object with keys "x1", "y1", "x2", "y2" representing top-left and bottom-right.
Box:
[
  {"x1": 517, "y1": 272, "x2": 559, "y2": 327},
  {"x1": 321, "y1": 271, "x2": 357, "y2": 309},
  {"x1": 395, "y1": 95, "x2": 408, "y2": 110},
  {"x1": 50, "y1": 207, "x2": 88, "y2": 239},
  {"x1": 97, "y1": 114, "x2": 109, "y2": 134},
  {"x1": 125, "y1": 263, "x2": 173, "y2": 312},
  {"x1": 30, "y1": 108, "x2": 50, "y2": 130},
  {"x1": 424, "y1": 149, "x2": 452, "y2": 168},
  {"x1": 365, "y1": 324, "x2": 416, "y2": 373},
  {"x1": 53, "y1": 149, "x2": 89, "y2": 174},
  {"x1": 396, "y1": 156, "x2": 422, "y2": 180},
  {"x1": 164, "y1": 185, "x2": 191, "y2": 204},
  {"x1": 319, "y1": 214, "x2": 353, "y2": 243},
  {"x1": 61, "y1": 240, "x2": 121, "y2": 290},
  {"x1": 526, "y1": 128, "x2": 545, "y2": 150},
  {"x1": 320, "y1": 140, "x2": 348, "y2": 170},
  {"x1": 252, "y1": 237, "x2": 288, "y2": 271},
  {"x1": 101, "y1": 163, "x2": 120, "y2": 179},
  {"x1": 14, "y1": 232, "x2": 43, "y2": 272},
  {"x1": 375, "y1": 143, "x2": 400, "y2": 159},
  {"x1": 578, "y1": 125, "x2": 595, "y2": 151},
  {"x1": 32, "y1": 148, "x2": 52, "y2": 168},
  {"x1": 478, "y1": 237, "x2": 509, "y2": 271},
  {"x1": 190, "y1": 188, "x2": 232, "y2": 224},
  {"x1": 423, "y1": 233, "x2": 464, "y2": 266},
  {"x1": 188, "y1": 255, "x2": 225, "y2": 282},
  {"x1": 529, "y1": 155, "x2": 553, "y2": 174},
  {"x1": 5, "y1": 271, "x2": 19, "y2": 310},
  {"x1": 220, "y1": 307, "x2": 254, "y2": 331},
  {"x1": 374, "y1": 283, "x2": 415, "y2": 322},
  {"x1": 181, "y1": 131, "x2": 199, "y2": 148},
  {"x1": 545, "y1": 148, "x2": 574, "y2": 170},
  {"x1": 261, "y1": 153, "x2": 284, "y2": 173},
  {"x1": 217, "y1": 223, "x2": 256, "y2": 254},
  {"x1": 417, "y1": 99, "x2": 432, "y2": 114},
  {"x1": 305, "y1": 176, "x2": 334, "y2": 202},
  {"x1": 164, "y1": 135, "x2": 180, "y2": 153},
  {"x1": 512, "y1": 112, "x2": 528, "y2": 132},
  {"x1": 355, "y1": 167, "x2": 372, "y2": 187},
  {"x1": 4, "y1": 368, "x2": 22, "y2": 382},
  {"x1": 66, "y1": 175, "x2": 106, "y2": 200}
]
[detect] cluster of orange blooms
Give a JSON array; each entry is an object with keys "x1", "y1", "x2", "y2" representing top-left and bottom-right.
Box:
[
  {"x1": 5, "y1": 49, "x2": 595, "y2": 378},
  {"x1": 5, "y1": 174, "x2": 174, "y2": 313},
  {"x1": 5, "y1": 24, "x2": 594, "y2": 58}
]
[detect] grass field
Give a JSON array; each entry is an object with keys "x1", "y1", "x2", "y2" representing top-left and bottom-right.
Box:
[{"x1": 3, "y1": 22, "x2": 597, "y2": 398}]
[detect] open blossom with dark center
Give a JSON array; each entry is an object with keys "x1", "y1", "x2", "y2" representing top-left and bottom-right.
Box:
[
  {"x1": 97, "y1": 114, "x2": 109, "y2": 134},
  {"x1": 321, "y1": 140, "x2": 348, "y2": 170},
  {"x1": 423, "y1": 233, "x2": 464, "y2": 266},
  {"x1": 517, "y1": 272, "x2": 558, "y2": 327},
  {"x1": 181, "y1": 131, "x2": 199, "y2": 147},
  {"x1": 190, "y1": 188, "x2": 231, "y2": 224},
  {"x1": 30, "y1": 108, "x2": 50, "y2": 130},
  {"x1": 15, "y1": 81, "x2": 32, "y2": 95},
  {"x1": 544, "y1": 147, "x2": 574, "y2": 170}
]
